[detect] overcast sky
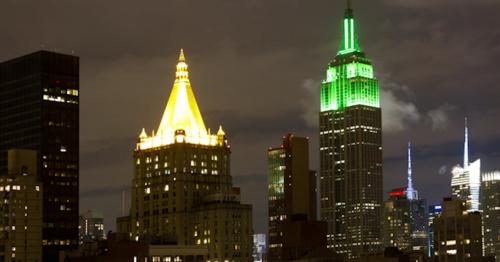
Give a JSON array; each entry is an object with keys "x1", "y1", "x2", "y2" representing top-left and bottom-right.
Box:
[{"x1": 1, "y1": 0, "x2": 499, "y2": 234}]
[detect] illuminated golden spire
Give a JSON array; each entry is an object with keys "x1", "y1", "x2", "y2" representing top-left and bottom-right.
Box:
[
  {"x1": 157, "y1": 48, "x2": 207, "y2": 137},
  {"x1": 137, "y1": 49, "x2": 225, "y2": 150}
]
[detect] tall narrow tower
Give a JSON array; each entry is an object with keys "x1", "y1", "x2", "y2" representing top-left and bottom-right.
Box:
[
  {"x1": 319, "y1": 1, "x2": 383, "y2": 259},
  {"x1": 407, "y1": 142, "x2": 416, "y2": 200}
]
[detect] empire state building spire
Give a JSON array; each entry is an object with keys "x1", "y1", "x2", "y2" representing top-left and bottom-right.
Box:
[{"x1": 338, "y1": 0, "x2": 361, "y2": 55}]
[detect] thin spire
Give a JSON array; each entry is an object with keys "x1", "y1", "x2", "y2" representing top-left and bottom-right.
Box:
[
  {"x1": 179, "y1": 48, "x2": 185, "y2": 62},
  {"x1": 337, "y1": 0, "x2": 361, "y2": 55},
  {"x1": 464, "y1": 117, "x2": 469, "y2": 168},
  {"x1": 406, "y1": 142, "x2": 415, "y2": 200}
]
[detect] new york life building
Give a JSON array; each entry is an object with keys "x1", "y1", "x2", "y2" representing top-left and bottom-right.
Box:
[
  {"x1": 125, "y1": 50, "x2": 253, "y2": 262},
  {"x1": 319, "y1": 2, "x2": 383, "y2": 260}
]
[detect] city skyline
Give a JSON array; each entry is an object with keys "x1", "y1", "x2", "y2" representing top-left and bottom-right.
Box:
[{"x1": 1, "y1": 0, "x2": 500, "y2": 236}]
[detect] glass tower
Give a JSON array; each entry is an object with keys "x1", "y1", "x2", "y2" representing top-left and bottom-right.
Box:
[
  {"x1": 0, "y1": 51, "x2": 79, "y2": 260},
  {"x1": 319, "y1": 1, "x2": 383, "y2": 259}
]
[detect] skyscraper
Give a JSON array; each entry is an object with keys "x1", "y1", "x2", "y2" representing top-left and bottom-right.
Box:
[
  {"x1": 382, "y1": 143, "x2": 427, "y2": 255},
  {"x1": 319, "y1": 1, "x2": 383, "y2": 259},
  {"x1": 451, "y1": 119, "x2": 481, "y2": 212},
  {"x1": 129, "y1": 50, "x2": 253, "y2": 261},
  {"x1": 0, "y1": 51, "x2": 79, "y2": 260},
  {"x1": 481, "y1": 171, "x2": 499, "y2": 261},
  {"x1": 433, "y1": 198, "x2": 482, "y2": 262},
  {"x1": 267, "y1": 134, "x2": 326, "y2": 261}
]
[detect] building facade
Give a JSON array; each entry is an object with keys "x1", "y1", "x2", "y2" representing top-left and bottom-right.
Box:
[
  {"x1": 433, "y1": 198, "x2": 482, "y2": 262},
  {"x1": 481, "y1": 171, "x2": 499, "y2": 261},
  {"x1": 267, "y1": 134, "x2": 318, "y2": 261},
  {"x1": 129, "y1": 50, "x2": 253, "y2": 262},
  {"x1": 319, "y1": 1, "x2": 383, "y2": 259},
  {"x1": 0, "y1": 149, "x2": 42, "y2": 262},
  {"x1": 79, "y1": 211, "x2": 105, "y2": 244},
  {"x1": 451, "y1": 119, "x2": 481, "y2": 212},
  {"x1": 382, "y1": 189, "x2": 428, "y2": 255},
  {"x1": 428, "y1": 204, "x2": 443, "y2": 258},
  {"x1": 0, "y1": 50, "x2": 79, "y2": 260}
]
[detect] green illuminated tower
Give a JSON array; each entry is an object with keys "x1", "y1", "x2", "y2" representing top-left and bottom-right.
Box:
[{"x1": 319, "y1": 1, "x2": 383, "y2": 259}]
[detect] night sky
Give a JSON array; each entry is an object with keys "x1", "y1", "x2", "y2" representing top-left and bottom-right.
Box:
[{"x1": 1, "y1": 0, "x2": 499, "y2": 234}]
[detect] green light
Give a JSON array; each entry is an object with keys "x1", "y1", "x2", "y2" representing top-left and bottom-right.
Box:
[
  {"x1": 321, "y1": 62, "x2": 379, "y2": 112},
  {"x1": 344, "y1": 19, "x2": 349, "y2": 50},
  {"x1": 321, "y1": 5, "x2": 379, "y2": 112},
  {"x1": 350, "y1": 19, "x2": 354, "y2": 50}
]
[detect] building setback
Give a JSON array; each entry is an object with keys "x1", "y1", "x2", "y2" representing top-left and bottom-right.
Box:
[
  {"x1": 129, "y1": 50, "x2": 253, "y2": 262},
  {"x1": 0, "y1": 149, "x2": 42, "y2": 262},
  {"x1": 433, "y1": 198, "x2": 482, "y2": 262},
  {"x1": 267, "y1": 134, "x2": 327, "y2": 261},
  {"x1": 319, "y1": 1, "x2": 383, "y2": 259},
  {"x1": 0, "y1": 50, "x2": 79, "y2": 260},
  {"x1": 481, "y1": 171, "x2": 499, "y2": 262}
]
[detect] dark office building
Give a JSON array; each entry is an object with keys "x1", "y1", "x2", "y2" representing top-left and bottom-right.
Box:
[
  {"x1": 268, "y1": 134, "x2": 327, "y2": 261},
  {"x1": 433, "y1": 198, "x2": 482, "y2": 262},
  {"x1": 428, "y1": 204, "x2": 443, "y2": 258},
  {"x1": 0, "y1": 50, "x2": 79, "y2": 260},
  {"x1": 319, "y1": 1, "x2": 383, "y2": 260}
]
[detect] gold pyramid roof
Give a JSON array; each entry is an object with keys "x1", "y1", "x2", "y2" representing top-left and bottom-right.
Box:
[{"x1": 137, "y1": 49, "x2": 225, "y2": 150}]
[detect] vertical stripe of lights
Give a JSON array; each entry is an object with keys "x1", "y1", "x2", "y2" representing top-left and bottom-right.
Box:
[
  {"x1": 344, "y1": 19, "x2": 349, "y2": 50},
  {"x1": 350, "y1": 19, "x2": 354, "y2": 50}
]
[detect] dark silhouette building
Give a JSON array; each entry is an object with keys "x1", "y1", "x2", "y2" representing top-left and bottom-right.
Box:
[
  {"x1": 0, "y1": 50, "x2": 79, "y2": 260},
  {"x1": 481, "y1": 171, "x2": 499, "y2": 262},
  {"x1": 268, "y1": 134, "x2": 328, "y2": 261},
  {"x1": 319, "y1": 1, "x2": 383, "y2": 259},
  {"x1": 433, "y1": 198, "x2": 482, "y2": 262}
]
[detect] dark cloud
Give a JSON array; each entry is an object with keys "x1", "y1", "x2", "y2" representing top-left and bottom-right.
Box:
[{"x1": 1, "y1": 0, "x2": 499, "y2": 234}]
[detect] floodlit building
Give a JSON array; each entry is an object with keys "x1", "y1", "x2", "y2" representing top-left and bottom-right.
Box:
[
  {"x1": 0, "y1": 50, "x2": 80, "y2": 260},
  {"x1": 433, "y1": 198, "x2": 482, "y2": 262},
  {"x1": 319, "y1": 1, "x2": 383, "y2": 259},
  {"x1": 0, "y1": 149, "x2": 42, "y2": 262},
  {"x1": 481, "y1": 171, "x2": 499, "y2": 262},
  {"x1": 129, "y1": 49, "x2": 253, "y2": 262},
  {"x1": 79, "y1": 211, "x2": 105, "y2": 244},
  {"x1": 451, "y1": 119, "x2": 481, "y2": 212}
]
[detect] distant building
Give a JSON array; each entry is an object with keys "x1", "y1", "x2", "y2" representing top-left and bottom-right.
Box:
[
  {"x1": 428, "y1": 204, "x2": 443, "y2": 258},
  {"x1": 451, "y1": 119, "x2": 481, "y2": 212},
  {"x1": 79, "y1": 211, "x2": 105, "y2": 244},
  {"x1": 0, "y1": 149, "x2": 42, "y2": 262},
  {"x1": 0, "y1": 50, "x2": 80, "y2": 260},
  {"x1": 382, "y1": 143, "x2": 428, "y2": 255},
  {"x1": 268, "y1": 134, "x2": 329, "y2": 261},
  {"x1": 128, "y1": 50, "x2": 253, "y2": 261},
  {"x1": 319, "y1": 1, "x2": 383, "y2": 259},
  {"x1": 433, "y1": 198, "x2": 482, "y2": 262},
  {"x1": 60, "y1": 232, "x2": 208, "y2": 262},
  {"x1": 354, "y1": 247, "x2": 428, "y2": 262},
  {"x1": 253, "y1": 234, "x2": 267, "y2": 262},
  {"x1": 481, "y1": 171, "x2": 499, "y2": 262}
]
